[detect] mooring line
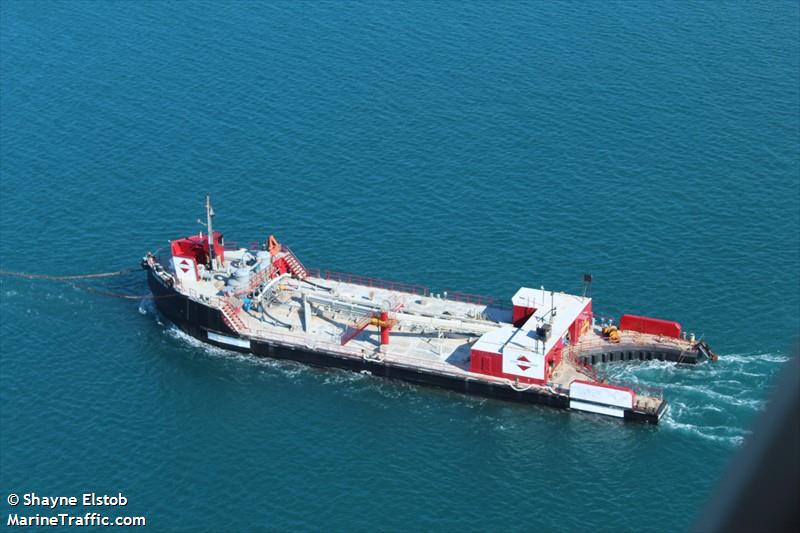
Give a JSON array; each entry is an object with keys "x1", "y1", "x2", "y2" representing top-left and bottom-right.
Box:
[
  {"x1": 0, "y1": 268, "x2": 137, "y2": 280},
  {"x1": 0, "y1": 267, "x2": 177, "y2": 300}
]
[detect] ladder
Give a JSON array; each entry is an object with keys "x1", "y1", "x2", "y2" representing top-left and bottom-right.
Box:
[
  {"x1": 220, "y1": 299, "x2": 248, "y2": 333},
  {"x1": 282, "y1": 248, "x2": 309, "y2": 280}
]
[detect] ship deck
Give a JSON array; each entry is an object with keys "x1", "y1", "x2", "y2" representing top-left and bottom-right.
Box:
[
  {"x1": 158, "y1": 248, "x2": 667, "y2": 415},
  {"x1": 187, "y1": 271, "x2": 532, "y2": 384}
]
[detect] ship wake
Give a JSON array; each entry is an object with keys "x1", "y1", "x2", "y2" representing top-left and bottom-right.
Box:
[{"x1": 601, "y1": 352, "x2": 791, "y2": 446}]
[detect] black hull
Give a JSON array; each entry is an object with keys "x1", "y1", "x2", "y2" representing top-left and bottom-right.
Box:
[
  {"x1": 146, "y1": 269, "x2": 661, "y2": 423},
  {"x1": 578, "y1": 346, "x2": 699, "y2": 366}
]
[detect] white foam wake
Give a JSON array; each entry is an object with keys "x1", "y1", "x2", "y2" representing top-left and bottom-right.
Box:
[
  {"x1": 601, "y1": 350, "x2": 792, "y2": 447},
  {"x1": 661, "y1": 416, "x2": 747, "y2": 446}
]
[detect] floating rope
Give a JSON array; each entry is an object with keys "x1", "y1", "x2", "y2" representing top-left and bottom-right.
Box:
[
  {"x1": 0, "y1": 268, "x2": 137, "y2": 280},
  {"x1": 0, "y1": 267, "x2": 177, "y2": 300}
]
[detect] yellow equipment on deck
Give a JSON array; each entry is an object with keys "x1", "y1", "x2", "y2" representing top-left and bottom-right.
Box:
[{"x1": 602, "y1": 325, "x2": 621, "y2": 343}]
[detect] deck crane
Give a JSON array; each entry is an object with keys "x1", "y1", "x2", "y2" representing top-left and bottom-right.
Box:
[{"x1": 341, "y1": 296, "x2": 404, "y2": 346}]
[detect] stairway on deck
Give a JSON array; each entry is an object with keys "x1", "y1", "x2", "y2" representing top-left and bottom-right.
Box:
[
  {"x1": 283, "y1": 250, "x2": 308, "y2": 280},
  {"x1": 220, "y1": 300, "x2": 248, "y2": 333}
]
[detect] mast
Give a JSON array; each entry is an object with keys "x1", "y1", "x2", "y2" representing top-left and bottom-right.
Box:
[{"x1": 205, "y1": 194, "x2": 216, "y2": 270}]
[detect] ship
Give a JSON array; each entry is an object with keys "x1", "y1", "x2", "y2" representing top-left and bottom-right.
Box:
[{"x1": 142, "y1": 196, "x2": 718, "y2": 424}]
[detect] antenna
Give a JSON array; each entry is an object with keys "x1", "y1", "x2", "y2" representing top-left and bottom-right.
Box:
[{"x1": 205, "y1": 194, "x2": 216, "y2": 270}]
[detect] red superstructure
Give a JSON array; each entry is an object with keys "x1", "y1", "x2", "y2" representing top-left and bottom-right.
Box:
[
  {"x1": 469, "y1": 288, "x2": 594, "y2": 385},
  {"x1": 620, "y1": 314, "x2": 681, "y2": 339}
]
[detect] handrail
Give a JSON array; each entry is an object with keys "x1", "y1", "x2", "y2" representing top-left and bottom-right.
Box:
[
  {"x1": 316, "y1": 270, "x2": 430, "y2": 296},
  {"x1": 280, "y1": 245, "x2": 309, "y2": 271},
  {"x1": 232, "y1": 268, "x2": 271, "y2": 297},
  {"x1": 444, "y1": 290, "x2": 512, "y2": 310},
  {"x1": 572, "y1": 332, "x2": 693, "y2": 353},
  {"x1": 566, "y1": 342, "x2": 602, "y2": 383},
  {"x1": 566, "y1": 337, "x2": 665, "y2": 406}
]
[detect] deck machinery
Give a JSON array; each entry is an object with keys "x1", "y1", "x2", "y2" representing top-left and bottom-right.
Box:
[{"x1": 142, "y1": 197, "x2": 717, "y2": 423}]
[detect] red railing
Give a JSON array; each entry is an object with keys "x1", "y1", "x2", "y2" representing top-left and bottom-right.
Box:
[
  {"x1": 209, "y1": 240, "x2": 506, "y2": 307},
  {"x1": 219, "y1": 296, "x2": 249, "y2": 333},
  {"x1": 302, "y1": 270, "x2": 512, "y2": 307},
  {"x1": 233, "y1": 268, "x2": 271, "y2": 296},
  {"x1": 567, "y1": 342, "x2": 603, "y2": 383},
  {"x1": 444, "y1": 291, "x2": 511, "y2": 309},
  {"x1": 312, "y1": 270, "x2": 430, "y2": 296},
  {"x1": 565, "y1": 341, "x2": 665, "y2": 404},
  {"x1": 281, "y1": 245, "x2": 309, "y2": 279}
]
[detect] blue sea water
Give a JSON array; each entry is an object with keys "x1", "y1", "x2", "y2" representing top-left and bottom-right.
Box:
[{"x1": 1, "y1": 0, "x2": 798, "y2": 531}]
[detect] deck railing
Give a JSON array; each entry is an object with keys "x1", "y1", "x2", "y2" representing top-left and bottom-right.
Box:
[
  {"x1": 572, "y1": 333, "x2": 691, "y2": 354},
  {"x1": 312, "y1": 269, "x2": 431, "y2": 296},
  {"x1": 566, "y1": 342, "x2": 603, "y2": 382},
  {"x1": 566, "y1": 339, "x2": 665, "y2": 402},
  {"x1": 443, "y1": 290, "x2": 512, "y2": 309},
  {"x1": 303, "y1": 270, "x2": 512, "y2": 310}
]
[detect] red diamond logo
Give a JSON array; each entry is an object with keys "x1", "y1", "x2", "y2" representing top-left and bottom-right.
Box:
[
  {"x1": 518, "y1": 364, "x2": 530, "y2": 371},
  {"x1": 517, "y1": 356, "x2": 530, "y2": 363},
  {"x1": 179, "y1": 259, "x2": 190, "y2": 273}
]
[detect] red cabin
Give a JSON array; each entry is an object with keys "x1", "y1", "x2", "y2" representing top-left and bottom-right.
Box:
[{"x1": 170, "y1": 231, "x2": 225, "y2": 267}]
